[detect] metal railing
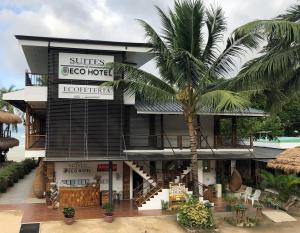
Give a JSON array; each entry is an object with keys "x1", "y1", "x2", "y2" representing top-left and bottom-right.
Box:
[
  {"x1": 123, "y1": 134, "x2": 253, "y2": 150},
  {"x1": 25, "y1": 72, "x2": 48, "y2": 86}
]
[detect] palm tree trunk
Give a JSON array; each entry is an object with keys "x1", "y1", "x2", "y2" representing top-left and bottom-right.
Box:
[{"x1": 187, "y1": 116, "x2": 199, "y2": 198}]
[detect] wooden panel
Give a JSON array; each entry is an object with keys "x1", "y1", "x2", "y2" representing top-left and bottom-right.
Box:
[
  {"x1": 59, "y1": 186, "x2": 100, "y2": 208},
  {"x1": 123, "y1": 162, "x2": 130, "y2": 200}
]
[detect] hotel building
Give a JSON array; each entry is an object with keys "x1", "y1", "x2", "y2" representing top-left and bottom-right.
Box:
[{"x1": 4, "y1": 35, "x2": 278, "y2": 210}]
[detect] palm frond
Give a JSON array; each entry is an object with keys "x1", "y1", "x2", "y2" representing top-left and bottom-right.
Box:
[
  {"x1": 102, "y1": 79, "x2": 175, "y2": 103},
  {"x1": 209, "y1": 31, "x2": 262, "y2": 77},
  {"x1": 200, "y1": 89, "x2": 250, "y2": 112},
  {"x1": 202, "y1": 5, "x2": 226, "y2": 66},
  {"x1": 106, "y1": 62, "x2": 176, "y2": 95},
  {"x1": 233, "y1": 44, "x2": 300, "y2": 90},
  {"x1": 236, "y1": 20, "x2": 300, "y2": 43},
  {"x1": 277, "y1": 4, "x2": 300, "y2": 22},
  {"x1": 137, "y1": 19, "x2": 176, "y2": 85},
  {"x1": 171, "y1": 0, "x2": 205, "y2": 57}
]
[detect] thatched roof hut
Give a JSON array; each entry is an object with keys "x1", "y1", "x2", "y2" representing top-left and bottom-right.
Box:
[
  {"x1": 268, "y1": 148, "x2": 300, "y2": 173},
  {"x1": 0, "y1": 137, "x2": 19, "y2": 150},
  {"x1": 0, "y1": 111, "x2": 22, "y2": 124}
]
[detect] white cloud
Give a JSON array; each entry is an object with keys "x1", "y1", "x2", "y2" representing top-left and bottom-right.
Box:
[{"x1": 0, "y1": 0, "x2": 297, "y2": 88}]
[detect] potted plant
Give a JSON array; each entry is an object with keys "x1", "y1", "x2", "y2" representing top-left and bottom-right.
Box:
[
  {"x1": 63, "y1": 207, "x2": 75, "y2": 225},
  {"x1": 253, "y1": 203, "x2": 264, "y2": 219},
  {"x1": 103, "y1": 203, "x2": 114, "y2": 223}
]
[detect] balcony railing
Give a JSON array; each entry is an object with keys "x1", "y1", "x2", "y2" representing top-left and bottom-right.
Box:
[
  {"x1": 123, "y1": 134, "x2": 253, "y2": 150},
  {"x1": 26, "y1": 134, "x2": 46, "y2": 150},
  {"x1": 25, "y1": 72, "x2": 48, "y2": 86}
]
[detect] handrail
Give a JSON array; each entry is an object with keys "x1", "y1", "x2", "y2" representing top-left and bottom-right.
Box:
[{"x1": 25, "y1": 72, "x2": 48, "y2": 86}]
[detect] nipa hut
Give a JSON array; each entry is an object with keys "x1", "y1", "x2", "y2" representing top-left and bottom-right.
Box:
[
  {"x1": 0, "y1": 111, "x2": 21, "y2": 151},
  {"x1": 0, "y1": 111, "x2": 22, "y2": 124},
  {"x1": 268, "y1": 148, "x2": 300, "y2": 173}
]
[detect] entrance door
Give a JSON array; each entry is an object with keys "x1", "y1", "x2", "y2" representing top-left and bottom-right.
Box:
[{"x1": 123, "y1": 162, "x2": 130, "y2": 200}]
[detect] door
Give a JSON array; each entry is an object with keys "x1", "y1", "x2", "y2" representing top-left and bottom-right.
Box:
[{"x1": 123, "y1": 162, "x2": 130, "y2": 200}]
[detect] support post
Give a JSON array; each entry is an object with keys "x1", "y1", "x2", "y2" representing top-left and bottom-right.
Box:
[
  {"x1": 108, "y1": 161, "x2": 113, "y2": 206},
  {"x1": 25, "y1": 105, "x2": 30, "y2": 150},
  {"x1": 232, "y1": 117, "x2": 237, "y2": 147},
  {"x1": 160, "y1": 115, "x2": 164, "y2": 149}
]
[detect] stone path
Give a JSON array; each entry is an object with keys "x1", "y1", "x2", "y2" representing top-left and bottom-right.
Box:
[{"x1": 0, "y1": 168, "x2": 44, "y2": 204}]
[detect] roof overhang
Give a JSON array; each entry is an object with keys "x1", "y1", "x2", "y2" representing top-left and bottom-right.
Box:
[
  {"x1": 16, "y1": 35, "x2": 154, "y2": 74},
  {"x1": 134, "y1": 101, "x2": 268, "y2": 117}
]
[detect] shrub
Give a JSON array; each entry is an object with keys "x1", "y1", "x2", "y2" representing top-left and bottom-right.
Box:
[
  {"x1": 63, "y1": 207, "x2": 75, "y2": 218},
  {"x1": 0, "y1": 176, "x2": 8, "y2": 193},
  {"x1": 0, "y1": 159, "x2": 36, "y2": 193},
  {"x1": 178, "y1": 198, "x2": 215, "y2": 230}
]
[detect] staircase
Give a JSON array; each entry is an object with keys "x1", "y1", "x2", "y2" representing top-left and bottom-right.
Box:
[
  {"x1": 126, "y1": 160, "x2": 192, "y2": 210},
  {"x1": 125, "y1": 161, "x2": 156, "y2": 186}
]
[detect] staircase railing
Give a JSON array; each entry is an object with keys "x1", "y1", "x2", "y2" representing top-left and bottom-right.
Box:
[{"x1": 134, "y1": 178, "x2": 162, "y2": 207}]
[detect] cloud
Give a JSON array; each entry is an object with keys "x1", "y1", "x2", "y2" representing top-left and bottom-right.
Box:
[{"x1": 0, "y1": 0, "x2": 297, "y2": 88}]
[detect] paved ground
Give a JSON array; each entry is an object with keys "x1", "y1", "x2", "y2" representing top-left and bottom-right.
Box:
[
  {"x1": 40, "y1": 215, "x2": 186, "y2": 233},
  {"x1": 0, "y1": 168, "x2": 44, "y2": 204},
  {"x1": 39, "y1": 215, "x2": 300, "y2": 233},
  {"x1": 0, "y1": 210, "x2": 22, "y2": 233}
]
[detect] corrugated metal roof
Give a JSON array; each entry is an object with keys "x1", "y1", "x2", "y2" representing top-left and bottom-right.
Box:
[{"x1": 135, "y1": 101, "x2": 267, "y2": 116}]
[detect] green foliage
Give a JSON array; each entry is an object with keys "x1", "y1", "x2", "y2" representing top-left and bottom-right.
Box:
[
  {"x1": 0, "y1": 159, "x2": 36, "y2": 193},
  {"x1": 231, "y1": 4, "x2": 300, "y2": 113},
  {"x1": 102, "y1": 203, "x2": 114, "y2": 214},
  {"x1": 63, "y1": 207, "x2": 75, "y2": 218},
  {"x1": 177, "y1": 198, "x2": 215, "y2": 229},
  {"x1": 161, "y1": 200, "x2": 169, "y2": 210},
  {"x1": 260, "y1": 170, "x2": 300, "y2": 201}
]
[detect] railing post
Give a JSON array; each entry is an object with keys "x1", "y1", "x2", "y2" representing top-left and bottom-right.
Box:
[
  {"x1": 177, "y1": 135, "x2": 182, "y2": 149},
  {"x1": 250, "y1": 135, "x2": 253, "y2": 148}
]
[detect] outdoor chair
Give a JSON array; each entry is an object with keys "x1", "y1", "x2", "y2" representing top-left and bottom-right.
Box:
[
  {"x1": 248, "y1": 189, "x2": 261, "y2": 206},
  {"x1": 240, "y1": 186, "x2": 252, "y2": 203}
]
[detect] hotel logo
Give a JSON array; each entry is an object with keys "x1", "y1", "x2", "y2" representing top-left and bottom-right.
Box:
[{"x1": 58, "y1": 53, "x2": 114, "y2": 81}]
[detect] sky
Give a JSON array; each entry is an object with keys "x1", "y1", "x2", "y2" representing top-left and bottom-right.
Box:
[{"x1": 0, "y1": 0, "x2": 297, "y2": 89}]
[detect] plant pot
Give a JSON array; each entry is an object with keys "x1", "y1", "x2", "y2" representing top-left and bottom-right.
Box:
[
  {"x1": 64, "y1": 216, "x2": 75, "y2": 225},
  {"x1": 104, "y1": 213, "x2": 114, "y2": 223}
]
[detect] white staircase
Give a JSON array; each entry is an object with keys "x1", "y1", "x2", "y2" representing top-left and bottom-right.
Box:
[
  {"x1": 174, "y1": 166, "x2": 191, "y2": 183},
  {"x1": 125, "y1": 161, "x2": 157, "y2": 186}
]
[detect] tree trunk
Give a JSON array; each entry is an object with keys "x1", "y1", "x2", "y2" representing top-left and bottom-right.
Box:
[{"x1": 187, "y1": 117, "x2": 199, "y2": 198}]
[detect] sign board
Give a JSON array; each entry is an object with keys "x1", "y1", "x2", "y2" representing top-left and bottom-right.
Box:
[
  {"x1": 63, "y1": 163, "x2": 91, "y2": 174},
  {"x1": 59, "y1": 53, "x2": 114, "y2": 81},
  {"x1": 97, "y1": 164, "x2": 117, "y2": 172},
  {"x1": 58, "y1": 84, "x2": 114, "y2": 100}
]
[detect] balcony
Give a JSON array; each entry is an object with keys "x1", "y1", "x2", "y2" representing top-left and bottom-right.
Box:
[
  {"x1": 123, "y1": 134, "x2": 253, "y2": 151},
  {"x1": 25, "y1": 72, "x2": 48, "y2": 86},
  {"x1": 26, "y1": 134, "x2": 46, "y2": 150}
]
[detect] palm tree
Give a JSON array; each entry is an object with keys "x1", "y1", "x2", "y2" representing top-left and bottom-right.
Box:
[
  {"x1": 104, "y1": 0, "x2": 260, "y2": 197},
  {"x1": 230, "y1": 3, "x2": 300, "y2": 112}
]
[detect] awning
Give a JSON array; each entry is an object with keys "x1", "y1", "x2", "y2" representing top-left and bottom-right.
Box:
[{"x1": 135, "y1": 101, "x2": 268, "y2": 116}]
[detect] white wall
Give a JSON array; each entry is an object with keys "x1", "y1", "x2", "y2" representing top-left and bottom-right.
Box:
[
  {"x1": 55, "y1": 161, "x2": 123, "y2": 193},
  {"x1": 138, "y1": 189, "x2": 169, "y2": 210},
  {"x1": 202, "y1": 160, "x2": 216, "y2": 185}
]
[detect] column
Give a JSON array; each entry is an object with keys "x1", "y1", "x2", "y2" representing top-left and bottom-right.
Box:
[
  {"x1": 198, "y1": 160, "x2": 203, "y2": 198},
  {"x1": 232, "y1": 116, "x2": 237, "y2": 147},
  {"x1": 108, "y1": 161, "x2": 113, "y2": 205}
]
